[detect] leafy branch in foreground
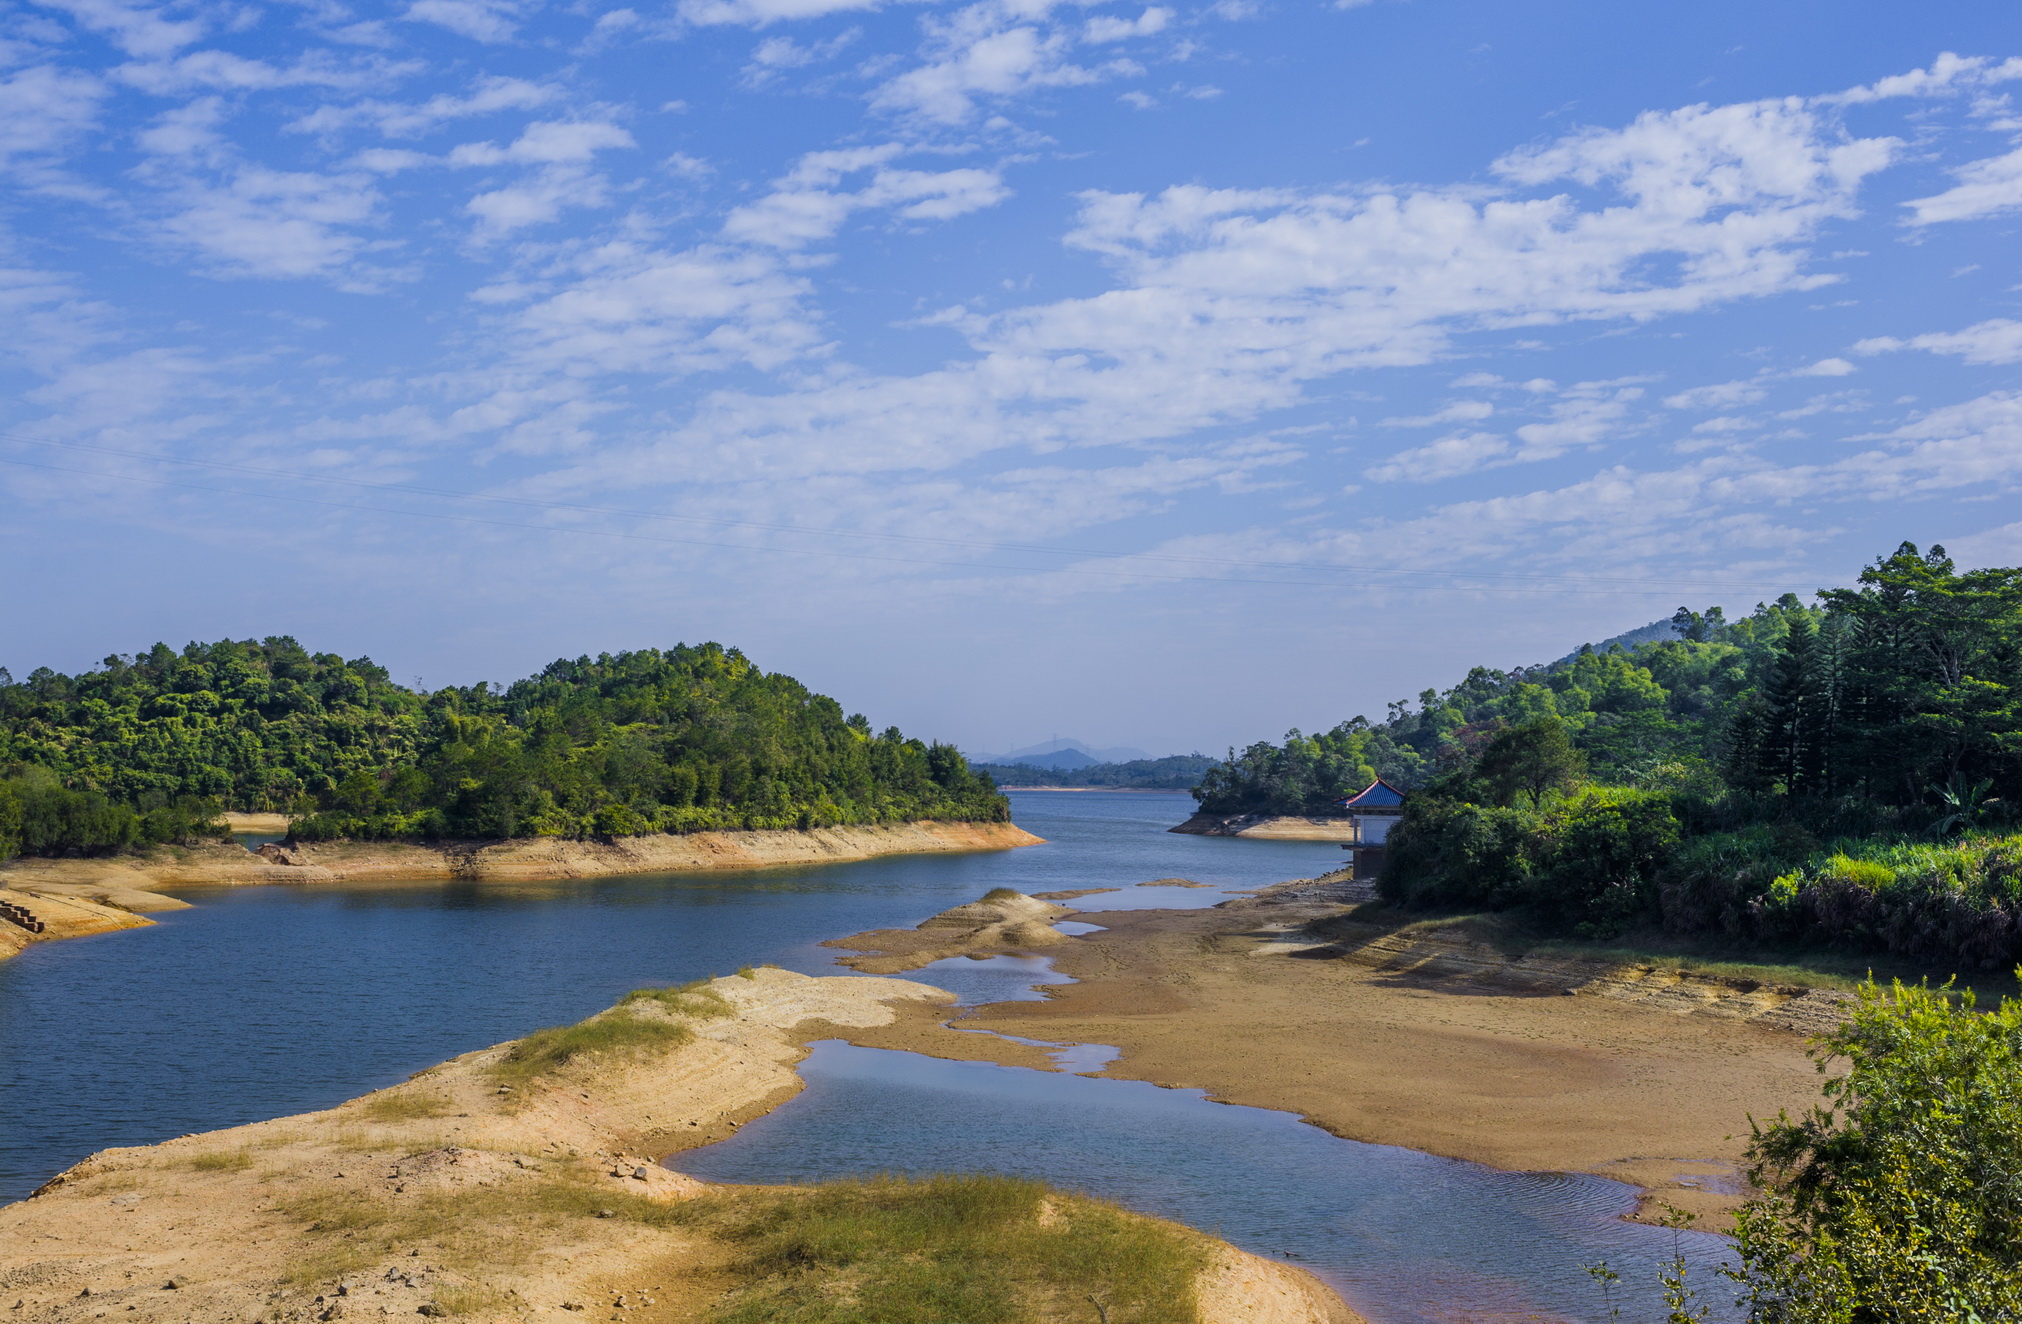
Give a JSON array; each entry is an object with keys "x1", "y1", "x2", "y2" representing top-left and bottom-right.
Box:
[{"x1": 1729, "y1": 977, "x2": 2022, "y2": 1322}]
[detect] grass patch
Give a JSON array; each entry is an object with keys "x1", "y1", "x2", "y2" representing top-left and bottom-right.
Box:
[
  {"x1": 281, "y1": 1166, "x2": 695, "y2": 1287},
  {"x1": 622, "y1": 979, "x2": 734, "y2": 1018},
  {"x1": 493, "y1": 1016, "x2": 695, "y2": 1086},
  {"x1": 430, "y1": 1284, "x2": 513, "y2": 1316},
  {"x1": 682, "y1": 1174, "x2": 1205, "y2": 1324},
  {"x1": 490, "y1": 980, "x2": 733, "y2": 1087},
  {"x1": 187, "y1": 1148, "x2": 254, "y2": 1172},
  {"x1": 358, "y1": 1090, "x2": 452, "y2": 1123},
  {"x1": 981, "y1": 887, "x2": 1024, "y2": 903}
]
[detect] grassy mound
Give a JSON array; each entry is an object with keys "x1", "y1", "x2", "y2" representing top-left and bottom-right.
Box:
[
  {"x1": 492, "y1": 979, "x2": 732, "y2": 1085},
  {"x1": 686, "y1": 1174, "x2": 1206, "y2": 1324}
]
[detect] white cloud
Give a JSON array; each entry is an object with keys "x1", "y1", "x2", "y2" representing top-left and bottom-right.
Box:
[
  {"x1": 34, "y1": 0, "x2": 202, "y2": 58},
  {"x1": 1904, "y1": 146, "x2": 2022, "y2": 224},
  {"x1": 677, "y1": 0, "x2": 898, "y2": 27},
  {"x1": 150, "y1": 165, "x2": 388, "y2": 282},
  {"x1": 1663, "y1": 379, "x2": 1765, "y2": 410},
  {"x1": 291, "y1": 76, "x2": 558, "y2": 138},
  {"x1": 114, "y1": 50, "x2": 402, "y2": 95},
  {"x1": 1796, "y1": 356, "x2": 1856, "y2": 376},
  {"x1": 871, "y1": 1, "x2": 1138, "y2": 124},
  {"x1": 499, "y1": 240, "x2": 827, "y2": 381},
  {"x1": 1084, "y1": 7, "x2": 1169, "y2": 43},
  {"x1": 1366, "y1": 431, "x2": 1507, "y2": 482},
  {"x1": 403, "y1": 0, "x2": 527, "y2": 43},
  {"x1": 1512, "y1": 385, "x2": 1641, "y2": 459},
  {"x1": 0, "y1": 65, "x2": 105, "y2": 166},
  {"x1": 1381, "y1": 400, "x2": 1493, "y2": 427},
  {"x1": 466, "y1": 165, "x2": 611, "y2": 232},
  {"x1": 741, "y1": 29, "x2": 859, "y2": 84},
  {"x1": 1855, "y1": 318, "x2": 2022, "y2": 366},
  {"x1": 722, "y1": 146, "x2": 1009, "y2": 248},
  {"x1": 1827, "y1": 52, "x2": 2022, "y2": 106},
  {"x1": 450, "y1": 119, "x2": 635, "y2": 166}
]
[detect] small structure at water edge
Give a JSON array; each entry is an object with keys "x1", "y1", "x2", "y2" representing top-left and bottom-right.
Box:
[{"x1": 1336, "y1": 779, "x2": 1405, "y2": 880}]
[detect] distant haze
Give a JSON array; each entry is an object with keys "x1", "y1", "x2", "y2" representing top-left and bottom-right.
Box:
[{"x1": 966, "y1": 740, "x2": 1157, "y2": 769}]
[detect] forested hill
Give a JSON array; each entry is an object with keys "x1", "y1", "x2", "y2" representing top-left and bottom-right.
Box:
[
  {"x1": 0, "y1": 640, "x2": 1005, "y2": 857},
  {"x1": 1197, "y1": 541, "x2": 2021, "y2": 817},
  {"x1": 1199, "y1": 542, "x2": 2022, "y2": 970}
]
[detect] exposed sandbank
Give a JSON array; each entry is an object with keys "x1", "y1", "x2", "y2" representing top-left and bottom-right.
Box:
[
  {"x1": 0, "y1": 820, "x2": 1042, "y2": 960},
  {"x1": 831, "y1": 880, "x2": 1834, "y2": 1224},
  {"x1": 1, "y1": 968, "x2": 1353, "y2": 1324},
  {"x1": 1168, "y1": 813, "x2": 1361, "y2": 841}
]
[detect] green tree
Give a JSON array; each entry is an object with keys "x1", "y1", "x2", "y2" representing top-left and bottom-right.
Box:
[
  {"x1": 1730, "y1": 978, "x2": 2022, "y2": 1322},
  {"x1": 1475, "y1": 716, "x2": 1586, "y2": 809}
]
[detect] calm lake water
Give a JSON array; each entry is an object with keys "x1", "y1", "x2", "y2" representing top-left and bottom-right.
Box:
[{"x1": 0, "y1": 792, "x2": 1736, "y2": 1321}]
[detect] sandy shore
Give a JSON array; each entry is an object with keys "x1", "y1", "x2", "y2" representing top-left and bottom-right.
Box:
[
  {"x1": 829, "y1": 879, "x2": 1834, "y2": 1224},
  {"x1": 0, "y1": 820, "x2": 1042, "y2": 960},
  {"x1": 1168, "y1": 813, "x2": 1361, "y2": 841},
  {"x1": 1, "y1": 968, "x2": 1353, "y2": 1324}
]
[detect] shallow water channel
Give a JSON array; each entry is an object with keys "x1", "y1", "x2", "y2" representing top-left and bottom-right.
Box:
[{"x1": 0, "y1": 791, "x2": 1738, "y2": 1321}]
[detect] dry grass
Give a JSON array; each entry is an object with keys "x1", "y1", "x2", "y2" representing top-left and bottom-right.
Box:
[
  {"x1": 488, "y1": 979, "x2": 732, "y2": 1087},
  {"x1": 186, "y1": 1148, "x2": 255, "y2": 1172},
  {"x1": 281, "y1": 1170, "x2": 1208, "y2": 1322},
  {"x1": 358, "y1": 1089, "x2": 453, "y2": 1122}
]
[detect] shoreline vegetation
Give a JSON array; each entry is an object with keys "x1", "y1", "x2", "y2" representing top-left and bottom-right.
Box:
[
  {"x1": 1189, "y1": 542, "x2": 2022, "y2": 977},
  {"x1": 0, "y1": 640, "x2": 1009, "y2": 860},
  {"x1": 0, "y1": 967, "x2": 1356, "y2": 1324}
]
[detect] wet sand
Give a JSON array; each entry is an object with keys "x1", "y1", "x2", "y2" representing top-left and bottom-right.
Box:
[{"x1": 834, "y1": 884, "x2": 1828, "y2": 1223}]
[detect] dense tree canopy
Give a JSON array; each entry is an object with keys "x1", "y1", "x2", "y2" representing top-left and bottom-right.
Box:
[
  {"x1": 0, "y1": 639, "x2": 1005, "y2": 856},
  {"x1": 1202, "y1": 543, "x2": 2022, "y2": 966}
]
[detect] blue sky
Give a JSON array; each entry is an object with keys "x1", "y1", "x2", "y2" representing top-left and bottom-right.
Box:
[{"x1": 3, "y1": 0, "x2": 2021, "y2": 756}]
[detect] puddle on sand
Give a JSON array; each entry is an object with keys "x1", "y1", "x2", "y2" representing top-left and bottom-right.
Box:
[
  {"x1": 911, "y1": 953, "x2": 1069, "y2": 1005},
  {"x1": 671, "y1": 1042, "x2": 1739, "y2": 1324},
  {"x1": 1053, "y1": 920, "x2": 1107, "y2": 935}
]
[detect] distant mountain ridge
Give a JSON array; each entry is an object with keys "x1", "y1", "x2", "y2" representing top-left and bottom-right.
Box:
[
  {"x1": 963, "y1": 737, "x2": 1153, "y2": 767},
  {"x1": 973, "y1": 753, "x2": 1218, "y2": 791}
]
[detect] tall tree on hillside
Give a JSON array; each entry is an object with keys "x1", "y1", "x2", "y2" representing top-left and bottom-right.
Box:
[
  {"x1": 1820, "y1": 543, "x2": 2022, "y2": 804},
  {"x1": 1743, "y1": 612, "x2": 1837, "y2": 795},
  {"x1": 1474, "y1": 716, "x2": 1586, "y2": 809}
]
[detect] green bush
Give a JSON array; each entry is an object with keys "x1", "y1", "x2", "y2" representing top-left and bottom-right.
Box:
[
  {"x1": 1526, "y1": 789, "x2": 1680, "y2": 936},
  {"x1": 1731, "y1": 977, "x2": 2022, "y2": 1321}
]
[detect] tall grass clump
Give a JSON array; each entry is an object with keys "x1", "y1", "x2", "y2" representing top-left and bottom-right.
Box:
[
  {"x1": 492, "y1": 980, "x2": 729, "y2": 1086},
  {"x1": 684, "y1": 1174, "x2": 1205, "y2": 1324}
]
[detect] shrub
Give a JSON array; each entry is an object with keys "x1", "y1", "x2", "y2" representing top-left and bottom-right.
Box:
[
  {"x1": 1526, "y1": 789, "x2": 1680, "y2": 936},
  {"x1": 1732, "y1": 977, "x2": 2022, "y2": 1321}
]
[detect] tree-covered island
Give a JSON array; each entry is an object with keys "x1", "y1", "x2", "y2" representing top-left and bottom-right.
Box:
[
  {"x1": 0, "y1": 642, "x2": 1005, "y2": 858},
  {"x1": 1198, "y1": 542, "x2": 2022, "y2": 970}
]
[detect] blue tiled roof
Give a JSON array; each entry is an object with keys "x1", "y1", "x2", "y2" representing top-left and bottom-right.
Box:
[{"x1": 1337, "y1": 778, "x2": 1405, "y2": 809}]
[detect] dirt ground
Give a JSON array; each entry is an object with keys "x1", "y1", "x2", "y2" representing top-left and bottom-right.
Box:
[{"x1": 832, "y1": 883, "x2": 1831, "y2": 1224}]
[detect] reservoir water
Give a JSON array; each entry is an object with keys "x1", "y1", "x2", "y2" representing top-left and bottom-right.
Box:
[{"x1": 0, "y1": 791, "x2": 1737, "y2": 1321}]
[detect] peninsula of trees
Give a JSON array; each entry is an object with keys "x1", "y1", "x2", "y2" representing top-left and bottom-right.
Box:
[
  {"x1": 1198, "y1": 542, "x2": 2022, "y2": 969},
  {"x1": 0, "y1": 642, "x2": 1006, "y2": 858}
]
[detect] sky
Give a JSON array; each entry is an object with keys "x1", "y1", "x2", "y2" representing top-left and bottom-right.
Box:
[{"x1": 3, "y1": 0, "x2": 2021, "y2": 757}]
